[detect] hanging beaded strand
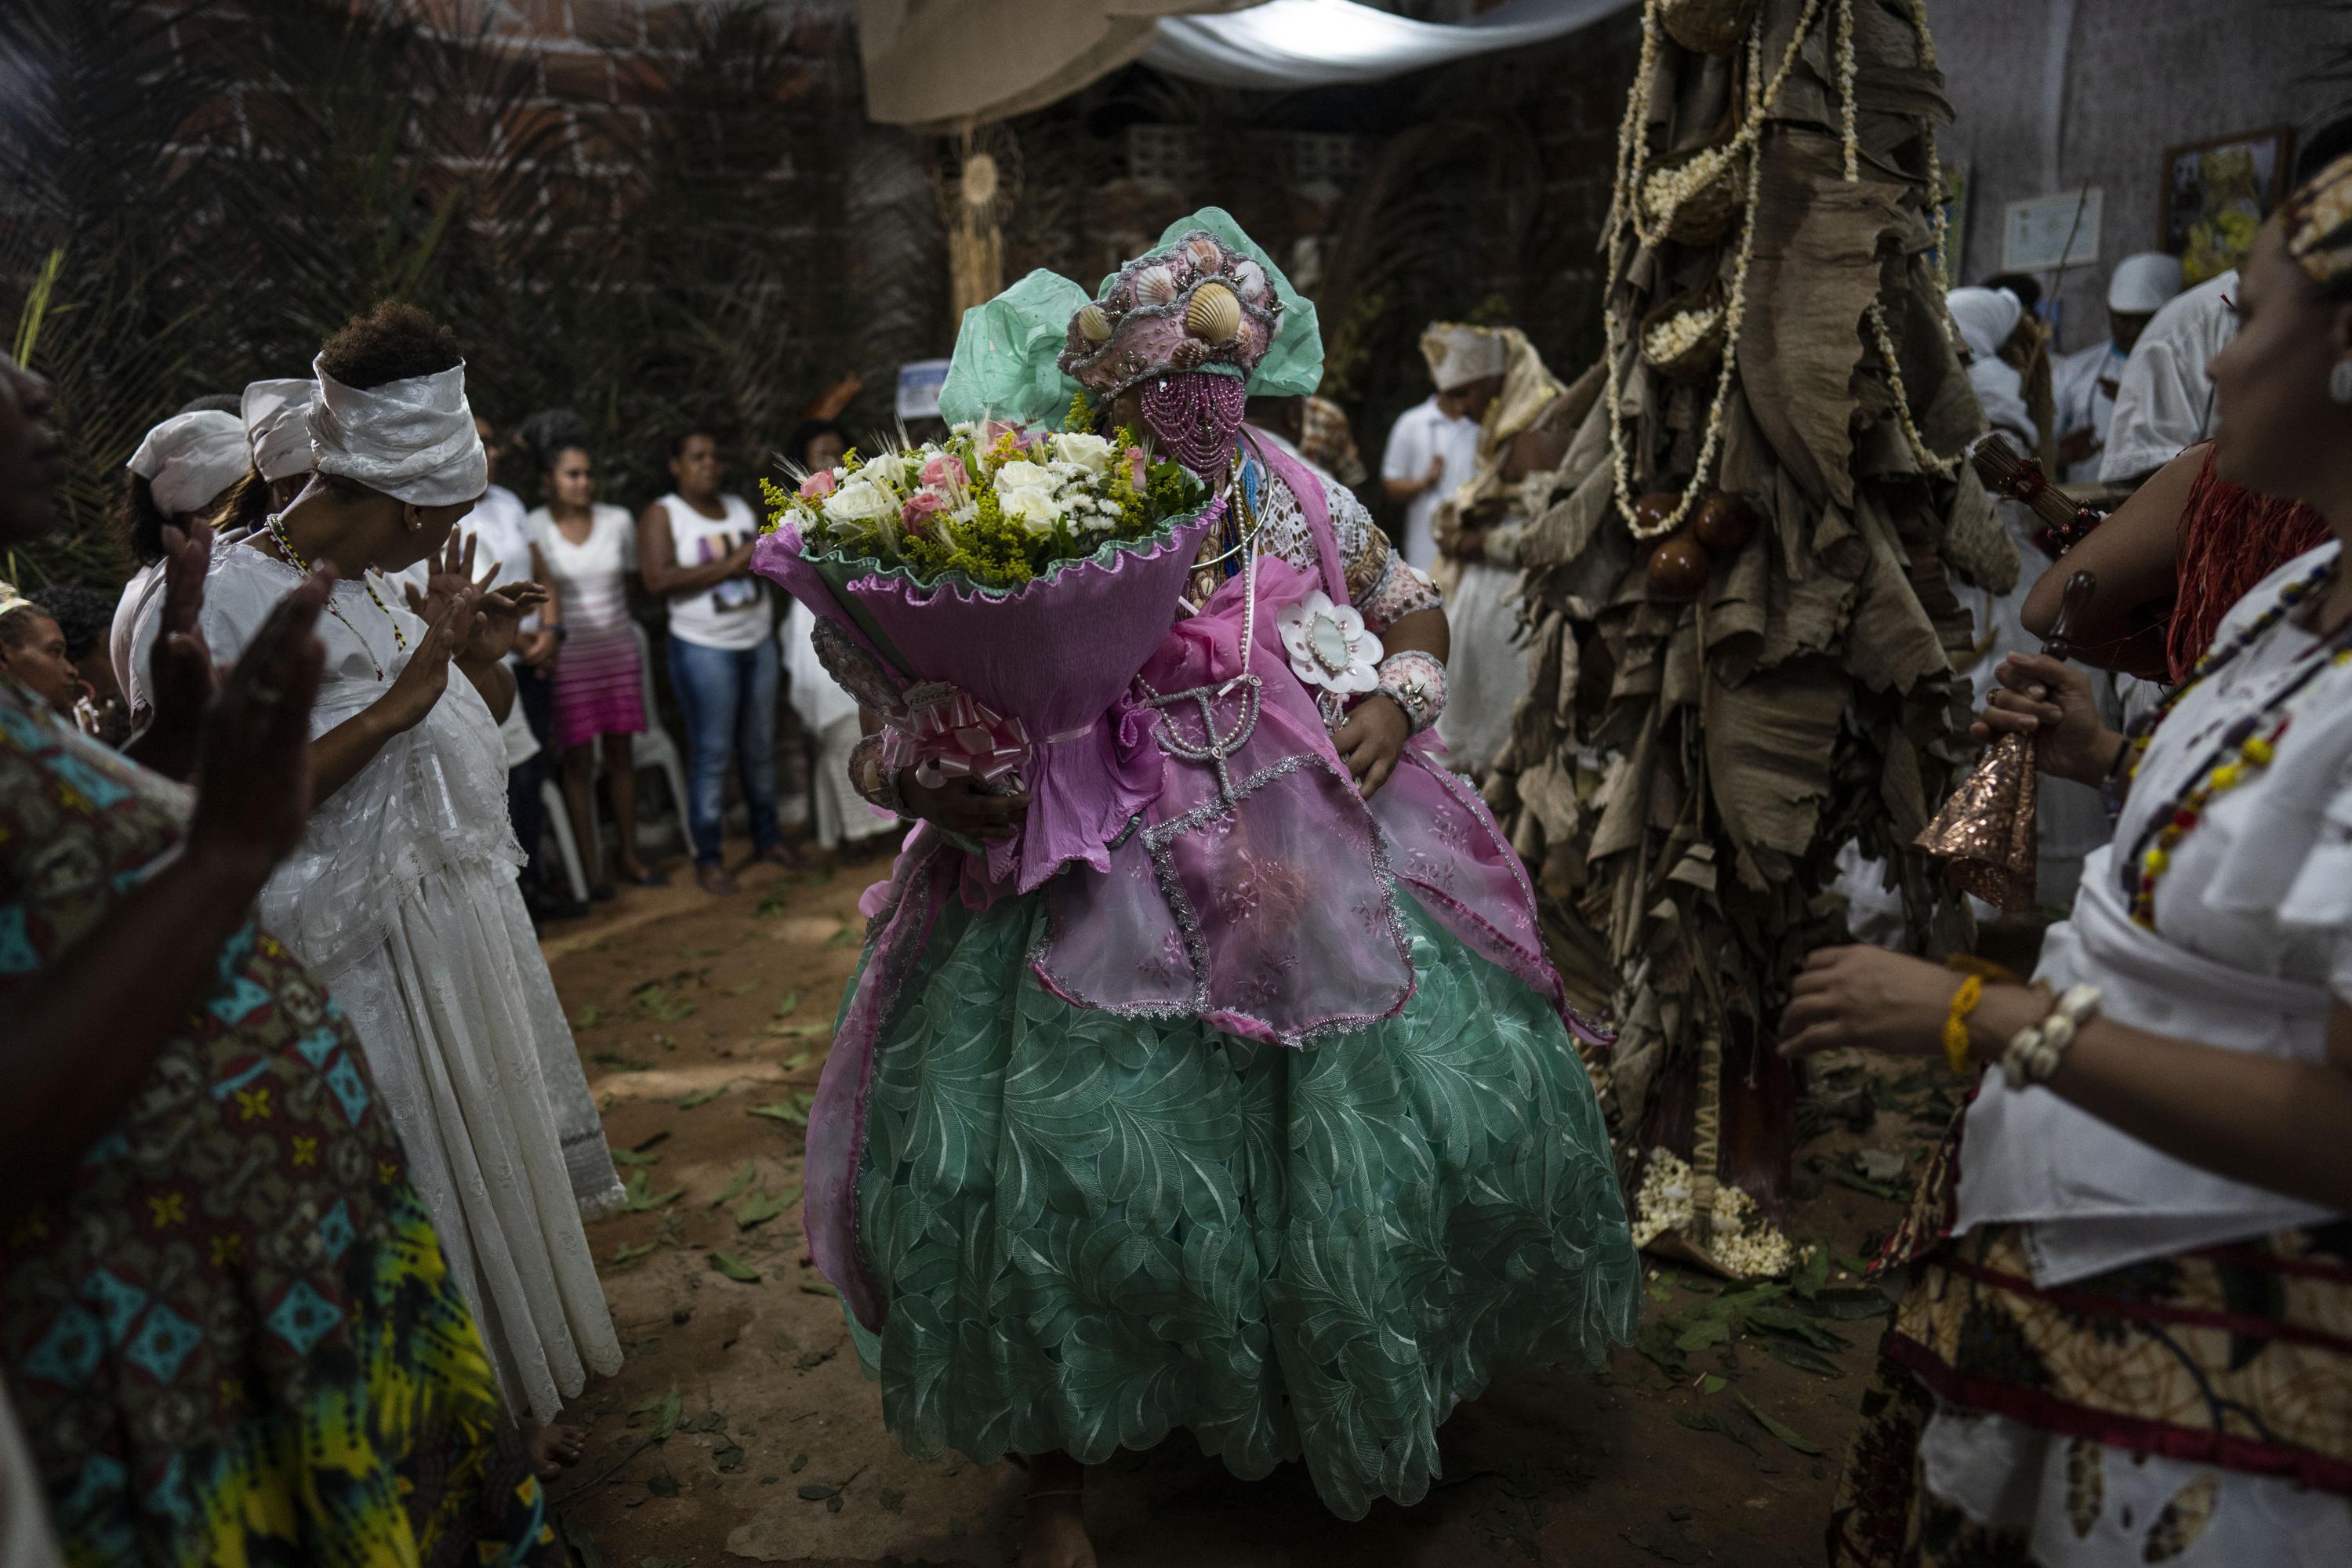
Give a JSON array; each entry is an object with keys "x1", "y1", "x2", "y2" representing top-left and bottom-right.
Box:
[
  {"x1": 1141, "y1": 372, "x2": 1247, "y2": 478},
  {"x1": 263, "y1": 511, "x2": 405, "y2": 681}
]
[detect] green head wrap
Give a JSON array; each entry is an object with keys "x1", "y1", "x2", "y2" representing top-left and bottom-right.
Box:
[{"x1": 938, "y1": 208, "x2": 1322, "y2": 429}]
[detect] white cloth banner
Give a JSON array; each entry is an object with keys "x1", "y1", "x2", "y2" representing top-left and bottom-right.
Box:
[{"x1": 1142, "y1": 0, "x2": 1632, "y2": 88}]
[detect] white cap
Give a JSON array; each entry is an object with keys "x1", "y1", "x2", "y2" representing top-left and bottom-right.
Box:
[
  {"x1": 1420, "y1": 324, "x2": 1507, "y2": 391},
  {"x1": 242, "y1": 378, "x2": 321, "y2": 485},
  {"x1": 2107, "y1": 252, "x2": 2185, "y2": 314},
  {"x1": 125, "y1": 411, "x2": 248, "y2": 518}
]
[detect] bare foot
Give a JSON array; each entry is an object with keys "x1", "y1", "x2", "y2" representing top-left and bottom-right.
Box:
[
  {"x1": 1021, "y1": 1487, "x2": 1095, "y2": 1568},
  {"x1": 1022, "y1": 1455, "x2": 1093, "y2": 1568},
  {"x1": 526, "y1": 1419, "x2": 586, "y2": 1480}
]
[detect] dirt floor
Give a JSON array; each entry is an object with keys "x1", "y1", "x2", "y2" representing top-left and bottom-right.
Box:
[{"x1": 541, "y1": 844, "x2": 1945, "y2": 1568}]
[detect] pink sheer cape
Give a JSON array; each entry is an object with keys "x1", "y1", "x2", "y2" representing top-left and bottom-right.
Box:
[{"x1": 766, "y1": 439, "x2": 1599, "y2": 1330}]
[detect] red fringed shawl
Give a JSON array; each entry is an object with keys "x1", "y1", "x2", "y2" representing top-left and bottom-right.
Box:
[{"x1": 2169, "y1": 443, "x2": 2334, "y2": 684}]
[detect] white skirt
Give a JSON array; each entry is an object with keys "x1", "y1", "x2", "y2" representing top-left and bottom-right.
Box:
[
  {"x1": 328, "y1": 860, "x2": 623, "y2": 1425},
  {"x1": 1434, "y1": 558, "x2": 1523, "y2": 778}
]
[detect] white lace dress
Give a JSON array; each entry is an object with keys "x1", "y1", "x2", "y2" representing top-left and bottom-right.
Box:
[{"x1": 198, "y1": 542, "x2": 623, "y2": 1426}]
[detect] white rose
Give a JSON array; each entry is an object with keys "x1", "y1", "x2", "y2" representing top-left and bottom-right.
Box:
[
  {"x1": 1001, "y1": 485, "x2": 1063, "y2": 535},
  {"x1": 821, "y1": 474, "x2": 896, "y2": 529},
  {"x1": 993, "y1": 458, "x2": 1054, "y2": 499},
  {"x1": 1047, "y1": 431, "x2": 1114, "y2": 477}
]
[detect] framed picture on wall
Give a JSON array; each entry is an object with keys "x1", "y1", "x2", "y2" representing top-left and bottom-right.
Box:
[{"x1": 2162, "y1": 126, "x2": 2294, "y2": 285}]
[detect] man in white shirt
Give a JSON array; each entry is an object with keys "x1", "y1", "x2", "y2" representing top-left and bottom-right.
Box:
[
  {"x1": 2096, "y1": 267, "x2": 2234, "y2": 489},
  {"x1": 1378, "y1": 343, "x2": 1483, "y2": 572},
  {"x1": 2053, "y1": 252, "x2": 2183, "y2": 484}
]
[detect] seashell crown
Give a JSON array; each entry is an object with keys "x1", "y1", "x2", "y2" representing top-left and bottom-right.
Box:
[{"x1": 1058, "y1": 228, "x2": 1283, "y2": 403}]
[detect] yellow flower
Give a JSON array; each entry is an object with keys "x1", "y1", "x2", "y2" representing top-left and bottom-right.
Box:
[
  {"x1": 291, "y1": 1136, "x2": 318, "y2": 1167},
  {"x1": 149, "y1": 1192, "x2": 187, "y2": 1228},
  {"x1": 210, "y1": 1234, "x2": 244, "y2": 1265},
  {"x1": 235, "y1": 1087, "x2": 272, "y2": 1121},
  {"x1": 378, "y1": 1161, "x2": 401, "y2": 1185}
]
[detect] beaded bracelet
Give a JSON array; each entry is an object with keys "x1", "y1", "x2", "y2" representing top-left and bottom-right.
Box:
[
  {"x1": 1370, "y1": 648, "x2": 1447, "y2": 735},
  {"x1": 2001, "y1": 984, "x2": 2100, "y2": 1086},
  {"x1": 1941, "y1": 975, "x2": 1984, "y2": 1075}
]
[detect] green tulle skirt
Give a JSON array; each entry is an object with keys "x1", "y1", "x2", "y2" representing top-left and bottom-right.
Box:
[{"x1": 844, "y1": 890, "x2": 1639, "y2": 1518}]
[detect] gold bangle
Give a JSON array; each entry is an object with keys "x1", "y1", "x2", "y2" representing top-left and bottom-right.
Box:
[{"x1": 1942, "y1": 974, "x2": 1984, "y2": 1074}]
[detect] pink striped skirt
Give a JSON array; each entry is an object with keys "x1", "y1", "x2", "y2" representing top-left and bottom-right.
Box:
[{"x1": 550, "y1": 625, "x2": 646, "y2": 751}]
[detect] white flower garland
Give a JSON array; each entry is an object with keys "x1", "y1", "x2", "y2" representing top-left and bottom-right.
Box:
[{"x1": 1603, "y1": 0, "x2": 1957, "y2": 541}]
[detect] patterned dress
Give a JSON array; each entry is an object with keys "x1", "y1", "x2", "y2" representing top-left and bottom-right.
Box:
[
  {"x1": 840, "y1": 439, "x2": 1639, "y2": 1518},
  {"x1": 0, "y1": 681, "x2": 557, "y2": 1568}
]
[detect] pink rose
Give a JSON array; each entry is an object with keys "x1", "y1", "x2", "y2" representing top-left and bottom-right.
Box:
[
  {"x1": 1124, "y1": 446, "x2": 1147, "y2": 491},
  {"x1": 798, "y1": 469, "x2": 837, "y2": 499},
  {"x1": 919, "y1": 452, "x2": 962, "y2": 488},
  {"x1": 900, "y1": 488, "x2": 946, "y2": 533}
]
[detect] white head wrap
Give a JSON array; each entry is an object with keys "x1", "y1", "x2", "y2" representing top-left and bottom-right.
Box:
[
  {"x1": 1420, "y1": 323, "x2": 1508, "y2": 392},
  {"x1": 2107, "y1": 252, "x2": 2186, "y2": 314},
  {"x1": 1947, "y1": 287, "x2": 2024, "y2": 363},
  {"x1": 242, "y1": 378, "x2": 320, "y2": 485},
  {"x1": 308, "y1": 354, "x2": 488, "y2": 506},
  {"x1": 125, "y1": 411, "x2": 248, "y2": 517}
]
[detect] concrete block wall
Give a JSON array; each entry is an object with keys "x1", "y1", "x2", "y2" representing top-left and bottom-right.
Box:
[{"x1": 1929, "y1": 0, "x2": 2343, "y2": 350}]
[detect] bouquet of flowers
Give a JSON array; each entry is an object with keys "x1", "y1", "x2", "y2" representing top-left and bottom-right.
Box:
[
  {"x1": 753, "y1": 397, "x2": 1229, "y2": 894},
  {"x1": 760, "y1": 397, "x2": 1206, "y2": 591}
]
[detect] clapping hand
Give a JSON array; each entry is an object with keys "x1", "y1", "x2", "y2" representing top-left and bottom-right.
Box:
[
  {"x1": 403, "y1": 532, "x2": 548, "y2": 666},
  {"x1": 184, "y1": 568, "x2": 332, "y2": 884},
  {"x1": 126, "y1": 520, "x2": 222, "y2": 781}
]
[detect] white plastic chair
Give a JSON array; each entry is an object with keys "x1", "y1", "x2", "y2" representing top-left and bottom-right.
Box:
[{"x1": 532, "y1": 622, "x2": 691, "y2": 896}]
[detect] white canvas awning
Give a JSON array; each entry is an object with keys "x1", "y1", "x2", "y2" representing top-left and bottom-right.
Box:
[{"x1": 857, "y1": 0, "x2": 1632, "y2": 129}]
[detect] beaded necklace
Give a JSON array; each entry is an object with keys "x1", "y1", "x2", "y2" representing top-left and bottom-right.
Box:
[
  {"x1": 2118, "y1": 553, "x2": 2352, "y2": 926},
  {"x1": 263, "y1": 511, "x2": 407, "y2": 681}
]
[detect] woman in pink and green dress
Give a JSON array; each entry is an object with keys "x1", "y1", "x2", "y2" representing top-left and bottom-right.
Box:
[{"x1": 764, "y1": 211, "x2": 1638, "y2": 1567}]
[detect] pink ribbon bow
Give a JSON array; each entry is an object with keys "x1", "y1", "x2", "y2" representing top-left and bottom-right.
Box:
[{"x1": 880, "y1": 681, "x2": 1030, "y2": 789}]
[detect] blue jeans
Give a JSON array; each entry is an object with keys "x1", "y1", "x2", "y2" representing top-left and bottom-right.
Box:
[{"x1": 666, "y1": 634, "x2": 781, "y2": 868}]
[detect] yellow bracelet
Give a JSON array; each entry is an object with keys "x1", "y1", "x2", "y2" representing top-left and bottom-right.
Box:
[{"x1": 1942, "y1": 975, "x2": 1984, "y2": 1074}]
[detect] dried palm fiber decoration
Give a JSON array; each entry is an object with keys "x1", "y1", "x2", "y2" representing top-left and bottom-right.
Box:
[
  {"x1": 1485, "y1": 0, "x2": 2016, "y2": 1273},
  {"x1": 938, "y1": 124, "x2": 1021, "y2": 320}
]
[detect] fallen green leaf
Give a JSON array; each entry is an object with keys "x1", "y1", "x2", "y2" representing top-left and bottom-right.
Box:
[
  {"x1": 622, "y1": 1172, "x2": 684, "y2": 1212},
  {"x1": 708, "y1": 1162, "x2": 757, "y2": 1209},
  {"x1": 797, "y1": 1280, "x2": 839, "y2": 1297},
  {"x1": 735, "y1": 1187, "x2": 798, "y2": 1229},
  {"x1": 611, "y1": 1146, "x2": 662, "y2": 1167},
  {"x1": 749, "y1": 1101, "x2": 808, "y2": 1126},
  {"x1": 776, "y1": 1050, "x2": 810, "y2": 1073},
  {"x1": 646, "y1": 1469, "x2": 679, "y2": 1498},
  {"x1": 826, "y1": 924, "x2": 855, "y2": 947},
  {"x1": 771, "y1": 990, "x2": 801, "y2": 1018},
  {"x1": 728, "y1": 981, "x2": 757, "y2": 996},
  {"x1": 797, "y1": 1483, "x2": 837, "y2": 1501},
  {"x1": 633, "y1": 1385, "x2": 681, "y2": 1441},
  {"x1": 1673, "y1": 1406, "x2": 1762, "y2": 1456},
  {"x1": 1699, "y1": 1373, "x2": 1726, "y2": 1395},
  {"x1": 765, "y1": 1021, "x2": 826, "y2": 1039},
  {"x1": 709, "y1": 1251, "x2": 763, "y2": 1283},
  {"x1": 1760, "y1": 1338, "x2": 1843, "y2": 1378},
  {"x1": 591, "y1": 1052, "x2": 655, "y2": 1073},
  {"x1": 611, "y1": 1240, "x2": 659, "y2": 1266},
  {"x1": 1793, "y1": 1245, "x2": 1831, "y2": 1300},
  {"x1": 1737, "y1": 1392, "x2": 1826, "y2": 1455},
  {"x1": 1827, "y1": 1167, "x2": 1908, "y2": 1202},
  {"x1": 789, "y1": 1453, "x2": 808, "y2": 1473},
  {"x1": 677, "y1": 1083, "x2": 730, "y2": 1110},
  {"x1": 572, "y1": 1004, "x2": 607, "y2": 1029},
  {"x1": 713, "y1": 1443, "x2": 746, "y2": 1472}
]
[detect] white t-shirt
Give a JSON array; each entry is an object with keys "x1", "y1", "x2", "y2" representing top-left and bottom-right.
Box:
[
  {"x1": 2053, "y1": 339, "x2": 2124, "y2": 485},
  {"x1": 528, "y1": 503, "x2": 637, "y2": 638},
  {"x1": 652, "y1": 492, "x2": 771, "y2": 652},
  {"x1": 1379, "y1": 397, "x2": 1480, "y2": 572},
  {"x1": 2100, "y1": 268, "x2": 2235, "y2": 485}
]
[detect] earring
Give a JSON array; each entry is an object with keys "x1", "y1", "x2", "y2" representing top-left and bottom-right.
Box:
[{"x1": 2332, "y1": 361, "x2": 2352, "y2": 405}]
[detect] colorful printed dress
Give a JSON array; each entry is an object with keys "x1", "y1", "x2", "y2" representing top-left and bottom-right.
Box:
[
  {"x1": 1832, "y1": 546, "x2": 2352, "y2": 1566},
  {"x1": 823, "y1": 437, "x2": 1640, "y2": 1518},
  {"x1": 0, "y1": 680, "x2": 558, "y2": 1568}
]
